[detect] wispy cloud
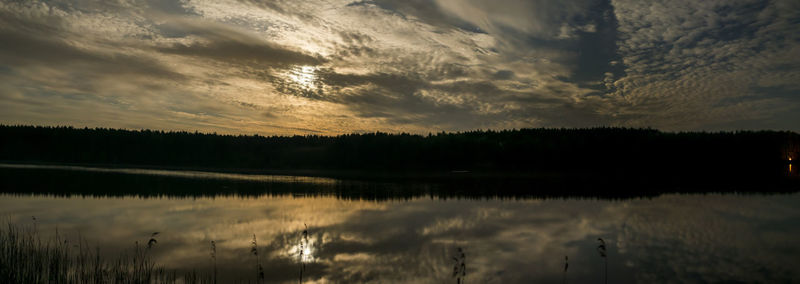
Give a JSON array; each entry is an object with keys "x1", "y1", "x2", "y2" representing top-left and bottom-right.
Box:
[{"x1": 0, "y1": 0, "x2": 798, "y2": 134}]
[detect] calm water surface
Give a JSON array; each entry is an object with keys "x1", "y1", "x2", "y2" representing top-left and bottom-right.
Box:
[{"x1": 1, "y1": 166, "x2": 799, "y2": 283}]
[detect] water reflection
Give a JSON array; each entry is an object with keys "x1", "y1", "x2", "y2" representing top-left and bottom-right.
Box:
[
  {"x1": 2, "y1": 164, "x2": 797, "y2": 200},
  {"x1": 0, "y1": 163, "x2": 338, "y2": 184},
  {"x1": 1, "y1": 193, "x2": 798, "y2": 283}
]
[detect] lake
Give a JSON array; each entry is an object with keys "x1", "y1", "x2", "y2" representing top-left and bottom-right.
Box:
[{"x1": 1, "y1": 164, "x2": 799, "y2": 283}]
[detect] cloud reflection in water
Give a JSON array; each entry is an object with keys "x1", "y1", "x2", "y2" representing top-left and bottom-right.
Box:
[{"x1": 0, "y1": 193, "x2": 798, "y2": 283}]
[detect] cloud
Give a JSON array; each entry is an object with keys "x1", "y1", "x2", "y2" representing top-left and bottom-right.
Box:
[
  {"x1": 1, "y1": 0, "x2": 798, "y2": 133},
  {"x1": 0, "y1": 7, "x2": 182, "y2": 81},
  {"x1": 154, "y1": 17, "x2": 326, "y2": 67},
  {"x1": 604, "y1": 0, "x2": 800, "y2": 130},
  {"x1": 347, "y1": 0, "x2": 485, "y2": 33}
]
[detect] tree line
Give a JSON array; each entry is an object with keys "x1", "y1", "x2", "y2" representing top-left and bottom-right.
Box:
[{"x1": 0, "y1": 125, "x2": 797, "y2": 178}]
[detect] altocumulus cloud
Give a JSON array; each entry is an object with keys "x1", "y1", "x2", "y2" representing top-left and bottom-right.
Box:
[{"x1": 0, "y1": 0, "x2": 798, "y2": 134}]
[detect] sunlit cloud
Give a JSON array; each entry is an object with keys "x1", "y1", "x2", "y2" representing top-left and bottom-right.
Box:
[{"x1": 0, "y1": 0, "x2": 798, "y2": 134}]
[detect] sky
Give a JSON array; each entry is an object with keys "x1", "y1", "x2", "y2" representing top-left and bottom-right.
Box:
[{"x1": 1, "y1": 0, "x2": 798, "y2": 135}]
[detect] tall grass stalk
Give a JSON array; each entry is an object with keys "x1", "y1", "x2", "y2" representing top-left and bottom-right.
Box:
[
  {"x1": 563, "y1": 255, "x2": 568, "y2": 284},
  {"x1": 597, "y1": 238, "x2": 607, "y2": 284},
  {"x1": 211, "y1": 240, "x2": 217, "y2": 284},
  {"x1": 451, "y1": 247, "x2": 466, "y2": 284},
  {"x1": 251, "y1": 234, "x2": 264, "y2": 283},
  {"x1": 0, "y1": 222, "x2": 222, "y2": 283},
  {"x1": 299, "y1": 224, "x2": 308, "y2": 284},
  {"x1": 0, "y1": 223, "x2": 164, "y2": 283}
]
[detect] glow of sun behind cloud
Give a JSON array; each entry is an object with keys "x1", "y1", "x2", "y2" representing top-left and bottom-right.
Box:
[
  {"x1": 0, "y1": 0, "x2": 798, "y2": 134},
  {"x1": 287, "y1": 66, "x2": 318, "y2": 92}
]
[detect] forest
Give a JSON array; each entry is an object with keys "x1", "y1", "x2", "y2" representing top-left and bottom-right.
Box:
[{"x1": 0, "y1": 125, "x2": 797, "y2": 180}]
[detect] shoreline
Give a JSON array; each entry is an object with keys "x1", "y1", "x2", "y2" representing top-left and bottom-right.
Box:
[
  {"x1": 0, "y1": 160, "x2": 595, "y2": 181},
  {"x1": 1, "y1": 161, "x2": 797, "y2": 196}
]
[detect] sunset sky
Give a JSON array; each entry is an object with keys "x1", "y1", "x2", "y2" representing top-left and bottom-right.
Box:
[{"x1": 1, "y1": 0, "x2": 798, "y2": 135}]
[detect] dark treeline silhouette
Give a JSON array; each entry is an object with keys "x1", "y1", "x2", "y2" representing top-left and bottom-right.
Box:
[
  {"x1": 1, "y1": 125, "x2": 797, "y2": 174},
  {"x1": 1, "y1": 125, "x2": 798, "y2": 196}
]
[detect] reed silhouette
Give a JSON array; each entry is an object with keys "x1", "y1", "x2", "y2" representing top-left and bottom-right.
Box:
[
  {"x1": 452, "y1": 247, "x2": 466, "y2": 284},
  {"x1": 597, "y1": 238, "x2": 607, "y2": 284},
  {"x1": 210, "y1": 240, "x2": 217, "y2": 284},
  {"x1": 148, "y1": 232, "x2": 159, "y2": 249},
  {"x1": 299, "y1": 223, "x2": 309, "y2": 283},
  {"x1": 563, "y1": 255, "x2": 568, "y2": 284},
  {"x1": 251, "y1": 234, "x2": 264, "y2": 283},
  {"x1": 0, "y1": 222, "x2": 188, "y2": 283}
]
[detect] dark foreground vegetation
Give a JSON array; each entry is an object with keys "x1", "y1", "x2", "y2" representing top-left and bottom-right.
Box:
[
  {"x1": 0, "y1": 223, "x2": 195, "y2": 283},
  {"x1": 0, "y1": 222, "x2": 609, "y2": 284},
  {"x1": 1, "y1": 222, "x2": 297, "y2": 283}
]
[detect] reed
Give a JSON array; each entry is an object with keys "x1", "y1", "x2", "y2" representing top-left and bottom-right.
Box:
[
  {"x1": 299, "y1": 224, "x2": 308, "y2": 283},
  {"x1": 451, "y1": 247, "x2": 466, "y2": 284},
  {"x1": 210, "y1": 240, "x2": 217, "y2": 284},
  {"x1": 563, "y1": 255, "x2": 568, "y2": 284},
  {"x1": 251, "y1": 234, "x2": 264, "y2": 283},
  {"x1": 0, "y1": 222, "x2": 295, "y2": 283},
  {"x1": 0, "y1": 222, "x2": 186, "y2": 283},
  {"x1": 597, "y1": 238, "x2": 607, "y2": 284}
]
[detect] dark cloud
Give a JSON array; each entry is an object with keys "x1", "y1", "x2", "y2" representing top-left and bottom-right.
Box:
[
  {"x1": 158, "y1": 41, "x2": 324, "y2": 67},
  {"x1": 347, "y1": 0, "x2": 486, "y2": 33},
  {"x1": 235, "y1": 0, "x2": 318, "y2": 22},
  {"x1": 318, "y1": 71, "x2": 454, "y2": 116},
  {"x1": 310, "y1": 69, "x2": 582, "y2": 129},
  {"x1": 571, "y1": 0, "x2": 625, "y2": 89},
  {"x1": 492, "y1": 70, "x2": 514, "y2": 80},
  {"x1": 155, "y1": 19, "x2": 325, "y2": 67},
  {"x1": 0, "y1": 9, "x2": 184, "y2": 82},
  {"x1": 144, "y1": 0, "x2": 196, "y2": 15},
  {"x1": 337, "y1": 30, "x2": 374, "y2": 45},
  {"x1": 0, "y1": 30, "x2": 183, "y2": 81}
]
